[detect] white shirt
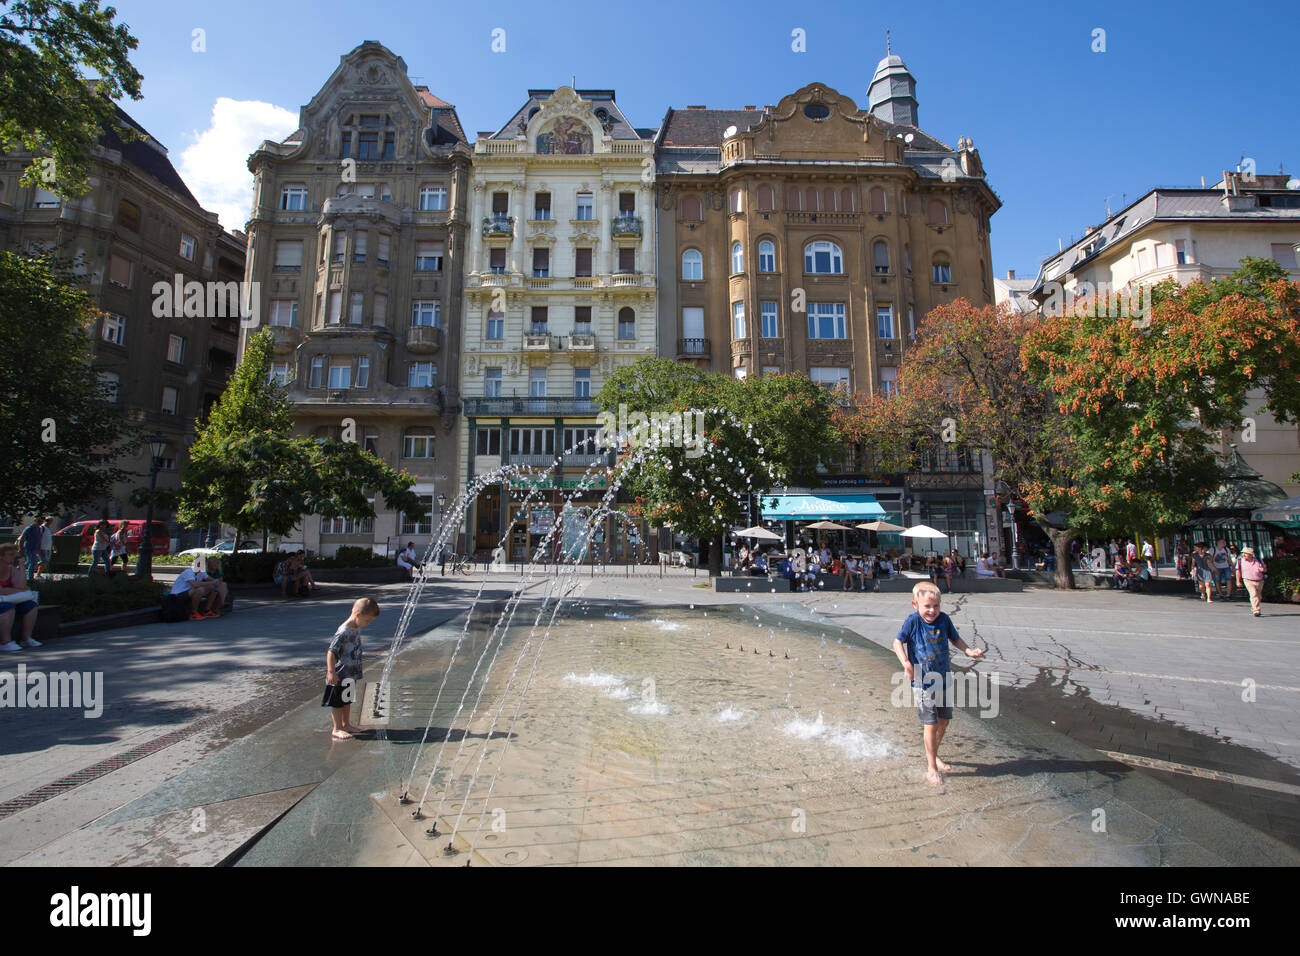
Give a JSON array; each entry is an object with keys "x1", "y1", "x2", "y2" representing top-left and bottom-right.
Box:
[
  {"x1": 170, "y1": 568, "x2": 209, "y2": 595},
  {"x1": 397, "y1": 547, "x2": 417, "y2": 569},
  {"x1": 1142, "y1": 542, "x2": 1153, "y2": 558}
]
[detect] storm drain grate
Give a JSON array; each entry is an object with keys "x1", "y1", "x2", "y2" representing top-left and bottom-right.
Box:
[{"x1": 0, "y1": 669, "x2": 321, "y2": 820}]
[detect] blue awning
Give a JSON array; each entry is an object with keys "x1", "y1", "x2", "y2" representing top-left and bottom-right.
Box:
[{"x1": 761, "y1": 494, "x2": 886, "y2": 521}]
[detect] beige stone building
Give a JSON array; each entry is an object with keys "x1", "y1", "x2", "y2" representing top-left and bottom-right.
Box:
[
  {"x1": 1028, "y1": 171, "x2": 1300, "y2": 498},
  {"x1": 240, "y1": 41, "x2": 470, "y2": 555},
  {"x1": 0, "y1": 104, "x2": 245, "y2": 535},
  {"x1": 653, "y1": 60, "x2": 1003, "y2": 556},
  {"x1": 457, "y1": 87, "x2": 656, "y2": 561}
]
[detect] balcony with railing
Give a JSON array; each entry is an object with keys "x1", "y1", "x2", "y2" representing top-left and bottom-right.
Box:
[
  {"x1": 463, "y1": 396, "x2": 600, "y2": 416},
  {"x1": 562, "y1": 450, "x2": 609, "y2": 467},
  {"x1": 482, "y1": 214, "x2": 514, "y2": 238},
  {"x1": 407, "y1": 325, "x2": 442, "y2": 354},
  {"x1": 611, "y1": 214, "x2": 643, "y2": 238},
  {"x1": 677, "y1": 337, "x2": 710, "y2": 358},
  {"x1": 915, "y1": 446, "x2": 983, "y2": 474},
  {"x1": 511, "y1": 453, "x2": 558, "y2": 468}
]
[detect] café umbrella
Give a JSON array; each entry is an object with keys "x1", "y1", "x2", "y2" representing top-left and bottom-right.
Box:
[
  {"x1": 735, "y1": 526, "x2": 782, "y2": 541},
  {"x1": 901, "y1": 524, "x2": 949, "y2": 556},
  {"x1": 856, "y1": 519, "x2": 906, "y2": 551}
]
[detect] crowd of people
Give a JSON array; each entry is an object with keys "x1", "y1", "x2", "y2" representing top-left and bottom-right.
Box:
[{"x1": 735, "y1": 543, "x2": 1006, "y2": 593}]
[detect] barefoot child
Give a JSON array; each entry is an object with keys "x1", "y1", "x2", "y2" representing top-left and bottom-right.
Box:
[
  {"x1": 323, "y1": 597, "x2": 380, "y2": 739},
  {"x1": 892, "y1": 581, "x2": 984, "y2": 785}
]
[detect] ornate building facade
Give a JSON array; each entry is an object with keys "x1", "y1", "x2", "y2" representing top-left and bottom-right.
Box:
[
  {"x1": 653, "y1": 60, "x2": 1003, "y2": 557},
  {"x1": 240, "y1": 42, "x2": 470, "y2": 554},
  {"x1": 458, "y1": 87, "x2": 656, "y2": 560}
]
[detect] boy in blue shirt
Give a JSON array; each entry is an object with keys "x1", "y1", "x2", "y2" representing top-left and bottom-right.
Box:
[{"x1": 892, "y1": 581, "x2": 984, "y2": 785}]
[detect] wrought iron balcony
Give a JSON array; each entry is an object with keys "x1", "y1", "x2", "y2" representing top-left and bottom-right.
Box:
[
  {"x1": 611, "y1": 214, "x2": 642, "y2": 237},
  {"x1": 463, "y1": 397, "x2": 602, "y2": 416},
  {"x1": 562, "y1": 451, "x2": 609, "y2": 467},
  {"x1": 482, "y1": 215, "x2": 514, "y2": 238},
  {"x1": 677, "y1": 337, "x2": 710, "y2": 357}
]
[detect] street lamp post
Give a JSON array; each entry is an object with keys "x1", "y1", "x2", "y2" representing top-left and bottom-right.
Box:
[{"x1": 135, "y1": 431, "x2": 168, "y2": 581}]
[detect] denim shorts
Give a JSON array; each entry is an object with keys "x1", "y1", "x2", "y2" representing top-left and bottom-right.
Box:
[{"x1": 0, "y1": 600, "x2": 38, "y2": 617}]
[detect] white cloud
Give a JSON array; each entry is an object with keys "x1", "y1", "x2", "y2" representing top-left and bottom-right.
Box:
[{"x1": 178, "y1": 97, "x2": 298, "y2": 231}]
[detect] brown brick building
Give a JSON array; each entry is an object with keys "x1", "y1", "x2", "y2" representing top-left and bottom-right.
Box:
[
  {"x1": 653, "y1": 63, "x2": 1003, "y2": 555},
  {"x1": 0, "y1": 104, "x2": 245, "y2": 534}
]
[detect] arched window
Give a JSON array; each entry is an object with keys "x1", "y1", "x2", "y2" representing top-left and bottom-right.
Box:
[
  {"x1": 758, "y1": 240, "x2": 776, "y2": 273},
  {"x1": 804, "y1": 240, "x2": 843, "y2": 274},
  {"x1": 757, "y1": 185, "x2": 775, "y2": 210},
  {"x1": 932, "y1": 253, "x2": 952, "y2": 284},
  {"x1": 681, "y1": 249, "x2": 703, "y2": 280},
  {"x1": 618, "y1": 307, "x2": 636, "y2": 339},
  {"x1": 823, "y1": 187, "x2": 835, "y2": 211},
  {"x1": 927, "y1": 200, "x2": 949, "y2": 225},
  {"x1": 869, "y1": 187, "x2": 887, "y2": 213},
  {"x1": 680, "y1": 196, "x2": 702, "y2": 221},
  {"x1": 872, "y1": 240, "x2": 890, "y2": 274},
  {"x1": 839, "y1": 188, "x2": 854, "y2": 212},
  {"x1": 786, "y1": 187, "x2": 802, "y2": 211},
  {"x1": 804, "y1": 188, "x2": 820, "y2": 212},
  {"x1": 731, "y1": 241, "x2": 744, "y2": 274},
  {"x1": 729, "y1": 188, "x2": 744, "y2": 213}
]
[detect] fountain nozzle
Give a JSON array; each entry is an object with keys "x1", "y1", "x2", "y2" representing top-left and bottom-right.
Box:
[
  {"x1": 443, "y1": 842, "x2": 459, "y2": 856},
  {"x1": 411, "y1": 808, "x2": 425, "y2": 820},
  {"x1": 399, "y1": 792, "x2": 412, "y2": 804},
  {"x1": 426, "y1": 823, "x2": 439, "y2": 836}
]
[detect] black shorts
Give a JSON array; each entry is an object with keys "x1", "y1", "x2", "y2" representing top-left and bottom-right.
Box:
[
  {"x1": 913, "y1": 677, "x2": 954, "y2": 725},
  {"x1": 321, "y1": 681, "x2": 356, "y2": 709}
]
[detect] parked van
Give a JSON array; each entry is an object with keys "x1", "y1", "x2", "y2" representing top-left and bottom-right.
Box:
[{"x1": 56, "y1": 520, "x2": 170, "y2": 555}]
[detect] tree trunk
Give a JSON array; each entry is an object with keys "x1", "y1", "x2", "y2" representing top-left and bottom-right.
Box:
[
  {"x1": 1037, "y1": 522, "x2": 1076, "y2": 589},
  {"x1": 706, "y1": 536, "x2": 723, "y2": 577}
]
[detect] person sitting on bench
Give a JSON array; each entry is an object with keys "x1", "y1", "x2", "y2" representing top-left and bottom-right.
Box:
[{"x1": 172, "y1": 562, "x2": 226, "y2": 620}]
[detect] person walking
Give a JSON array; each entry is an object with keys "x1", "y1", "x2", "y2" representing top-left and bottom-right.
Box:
[
  {"x1": 17, "y1": 517, "x2": 44, "y2": 580},
  {"x1": 108, "y1": 521, "x2": 129, "y2": 574},
  {"x1": 88, "y1": 520, "x2": 112, "y2": 575},
  {"x1": 1236, "y1": 546, "x2": 1267, "y2": 617},
  {"x1": 1211, "y1": 538, "x2": 1233, "y2": 599},
  {"x1": 1141, "y1": 538, "x2": 1156, "y2": 577},
  {"x1": 38, "y1": 517, "x2": 54, "y2": 576},
  {"x1": 1192, "y1": 543, "x2": 1215, "y2": 602}
]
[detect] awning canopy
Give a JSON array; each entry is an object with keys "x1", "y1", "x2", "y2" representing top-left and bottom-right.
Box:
[
  {"x1": 761, "y1": 494, "x2": 886, "y2": 521},
  {"x1": 1252, "y1": 494, "x2": 1300, "y2": 528}
]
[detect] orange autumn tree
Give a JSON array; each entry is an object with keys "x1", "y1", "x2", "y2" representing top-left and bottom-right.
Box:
[
  {"x1": 834, "y1": 298, "x2": 1080, "y2": 585},
  {"x1": 1025, "y1": 257, "x2": 1300, "y2": 553}
]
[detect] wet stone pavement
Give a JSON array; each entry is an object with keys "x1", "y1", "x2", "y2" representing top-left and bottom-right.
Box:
[{"x1": 0, "y1": 569, "x2": 1296, "y2": 865}]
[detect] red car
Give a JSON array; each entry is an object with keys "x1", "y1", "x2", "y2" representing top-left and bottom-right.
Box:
[{"x1": 56, "y1": 520, "x2": 171, "y2": 555}]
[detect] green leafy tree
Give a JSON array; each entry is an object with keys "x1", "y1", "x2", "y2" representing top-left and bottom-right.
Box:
[
  {"x1": 597, "y1": 357, "x2": 839, "y2": 575},
  {"x1": 0, "y1": 0, "x2": 143, "y2": 197},
  {"x1": 0, "y1": 249, "x2": 137, "y2": 518},
  {"x1": 175, "y1": 328, "x2": 420, "y2": 549}
]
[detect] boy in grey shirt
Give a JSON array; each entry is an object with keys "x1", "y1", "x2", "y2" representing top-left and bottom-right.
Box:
[{"x1": 322, "y1": 597, "x2": 380, "y2": 739}]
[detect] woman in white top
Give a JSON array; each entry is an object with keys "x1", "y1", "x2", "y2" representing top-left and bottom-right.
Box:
[
  {"x1": 109, "y1": 522, "x2": 129, "y2": 573},
  {"x1": 396, "y1": 542, "x2": 422, "y2": 580}
]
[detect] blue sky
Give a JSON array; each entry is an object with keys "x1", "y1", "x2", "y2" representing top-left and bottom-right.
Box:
[{"x1": 106, "y1": 0, "x2": 1296, "y2": 278}]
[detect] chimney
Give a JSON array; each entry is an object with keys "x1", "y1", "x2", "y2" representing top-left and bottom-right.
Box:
[
  {"x1": 686, "y1": 105, "x2": 706, "y2": 110},
  {"x1": 744, "y1": 105, "x2": 756, "y2": 110},
  {"x1": 1007, "y1": 269, "x2": 1016, "y2": 280}
]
